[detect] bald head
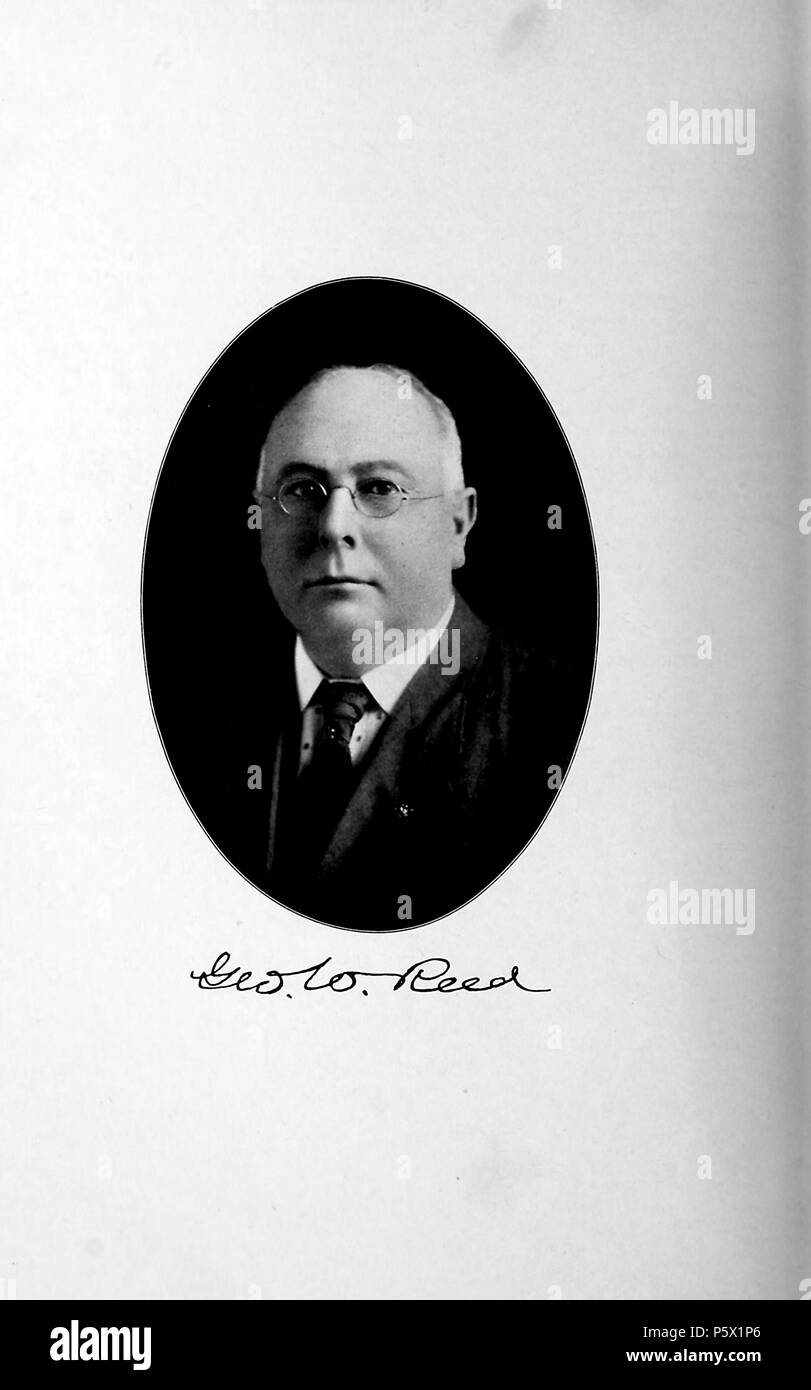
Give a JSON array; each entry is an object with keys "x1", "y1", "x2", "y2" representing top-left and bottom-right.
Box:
[{"x1": 257, "y1": 365, "x2": 464, "y2": 496}]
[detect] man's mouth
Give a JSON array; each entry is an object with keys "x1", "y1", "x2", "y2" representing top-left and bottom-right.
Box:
[{"x1": 305, "y1": 576, "x2": 373, "y2": 588}]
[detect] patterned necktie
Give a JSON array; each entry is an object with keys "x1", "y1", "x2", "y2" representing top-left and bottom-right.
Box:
[
  {"x1": 286, "y1": 679, "x2": 372, "y2": 867},
  {"x1": 310, "y1": 679, "x2": 371, "y2": 775}
]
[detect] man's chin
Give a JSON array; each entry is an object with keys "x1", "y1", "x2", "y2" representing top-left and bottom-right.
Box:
[{"x1": 297, "y1": 591, "x2": 383, "y2": 672}]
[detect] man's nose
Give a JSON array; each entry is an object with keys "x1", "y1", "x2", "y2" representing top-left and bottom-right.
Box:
[{"x1": 317, "y1": 485, "x2": 359, "y2": 547}]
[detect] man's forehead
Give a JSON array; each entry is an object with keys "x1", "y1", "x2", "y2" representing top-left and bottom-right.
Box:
[{"x1": 265, "y1": 369, "x2": 442, "y2": 462}]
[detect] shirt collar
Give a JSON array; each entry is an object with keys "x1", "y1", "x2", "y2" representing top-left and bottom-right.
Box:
[
  {"x1": 294, "y1": 595, "x2": 456, "y2": 716},
  {"x1": 294, "y1": 639, "x2": 326, "y2": 713}
]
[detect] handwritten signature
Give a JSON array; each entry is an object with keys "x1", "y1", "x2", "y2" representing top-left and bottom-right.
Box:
[{"x1": 190, "y1": 952, "x2": 550, "y2": 997}]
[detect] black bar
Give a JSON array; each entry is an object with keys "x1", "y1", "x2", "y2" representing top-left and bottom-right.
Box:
[{"x1": 0, "y1": 1299, "x2": 804, "y2": 1377}]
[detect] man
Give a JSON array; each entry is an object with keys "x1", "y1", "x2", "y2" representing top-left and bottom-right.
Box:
[{"x1": 243, "y1": 363, "x2": 578, "y2": 930}]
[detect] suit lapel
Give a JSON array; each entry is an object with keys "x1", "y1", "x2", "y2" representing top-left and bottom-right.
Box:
[
  {"x1": 320, "y1": 593, "x2": 489, "y2": 869},
  {"x1": 265, "y1": 655, "x2": 302, "y2": 873}
]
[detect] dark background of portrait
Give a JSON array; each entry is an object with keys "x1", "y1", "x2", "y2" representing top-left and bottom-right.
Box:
[{"x1": 142, "y1": 278, "x2": 599, "y2": 869}]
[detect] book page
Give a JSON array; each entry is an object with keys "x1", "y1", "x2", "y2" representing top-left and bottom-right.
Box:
[{"x1": 1, "y1": 0, "x2": 806, "y2": 1305}]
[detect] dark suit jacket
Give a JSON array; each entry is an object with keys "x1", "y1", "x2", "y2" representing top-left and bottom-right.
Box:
[{"x1": 201, "y1": 592, "x2": 586, "y2": 931}]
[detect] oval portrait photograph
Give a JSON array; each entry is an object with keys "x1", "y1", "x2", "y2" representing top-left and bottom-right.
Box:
[{"x1": 142, "y1": 277, "x2": 598, "y2": 932}]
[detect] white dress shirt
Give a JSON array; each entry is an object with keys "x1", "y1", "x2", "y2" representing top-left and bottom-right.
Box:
[{"x1": 294, "y1": 596, "x2": 456, "y2": 771}]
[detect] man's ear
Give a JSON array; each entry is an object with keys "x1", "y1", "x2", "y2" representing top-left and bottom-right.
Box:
[{"x1": 450, "y1": 487, "x2": 477, "y2": 570}]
